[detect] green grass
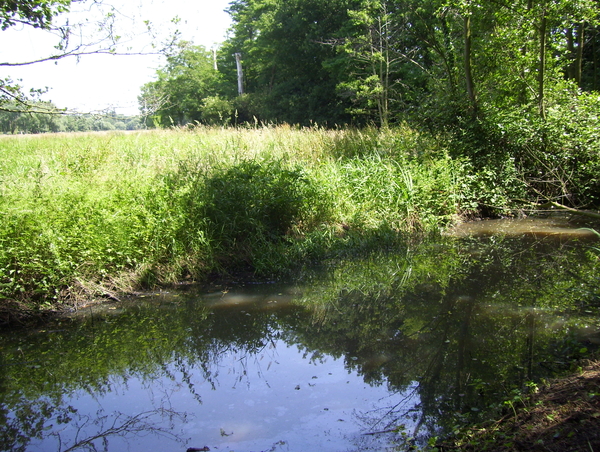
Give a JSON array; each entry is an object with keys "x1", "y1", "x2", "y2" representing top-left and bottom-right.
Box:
[{"x1": 0, "y1": 126, "x2": 519, "y2": 308}]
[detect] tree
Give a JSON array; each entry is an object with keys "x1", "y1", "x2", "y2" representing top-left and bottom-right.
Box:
[
  {"x1": 0, "y1": 0, "x2": 67, "y2": 112},
  {"x1": 330, "y1": 0, "x2": 398, "y2": 128},
  {"x1": 139, "y1": 42, "x2": 224, "y2": 127},
  {"x1": 0, "y1": 0, "x2": 70, "y2": 31},
  {"x1": 459, "y1": 0, "x2": 598, "y2": 117},
  {"x1": 221, "y1": 0, "x2": 355, "y2": 125},
  {"x1": 325, "y1": 0, "x2": 437, "y2": 127},
  {"x1": 581, "y1": 20, "x2": 600, "y2": 91},
  {"x1": 0, "y1": 106, "x2": 140, "y2": 133},
  {"x1": 0, "y1": 101, "x2": 64, "y2": 133}
]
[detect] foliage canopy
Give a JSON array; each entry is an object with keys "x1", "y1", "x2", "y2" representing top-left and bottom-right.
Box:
[{"x1": 0, "y1": 0, "x2": 70, "y2": 30}]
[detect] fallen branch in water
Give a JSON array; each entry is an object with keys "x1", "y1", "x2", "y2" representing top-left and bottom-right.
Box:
[
  {"x1": 362, "y1": 428, "x2": 398, "y2": 435},
  {"x1": 538, "y1": 201, "x2": 600, "y2": 220}
]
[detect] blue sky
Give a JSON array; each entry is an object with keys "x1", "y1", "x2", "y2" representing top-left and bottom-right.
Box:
[{"x1": 0, "y1": 0, "x2": 232, "y2": 115}]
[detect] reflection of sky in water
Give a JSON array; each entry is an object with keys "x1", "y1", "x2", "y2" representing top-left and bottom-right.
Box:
[
  {"x1": 28, "y1": 339, "x2": 420, "y2": 452},
  {"x1": 10, "y1": 227, "x2": 599, "y2": 452}
]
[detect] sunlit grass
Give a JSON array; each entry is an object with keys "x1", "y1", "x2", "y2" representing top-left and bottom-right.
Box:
[{"x1": 0, "y1": 125, "x2": 492, "y2": 307}]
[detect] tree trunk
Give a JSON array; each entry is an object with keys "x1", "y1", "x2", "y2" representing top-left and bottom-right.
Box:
[
  {"x1": 440, "y1": 15, "x2": 458, "y2": 96},
  {"x1": 538, "y1": 10, "x2": 547, "y2": 120},
  {"x1": 380, "y1": 9, "x2": 391, "y2": 129},
  {"x1": 235, "y1": 53, "x2": 244, "y2": 96},
  {"x1": 464, "y1": 14, "x2": 477, "y2": 114},
  {"x1": 574, "y1": 23, "x2": 584, "y2": 87},
  {"x1": 566, "y1": 24, "x2": 585, "y2": 87},
  {"x1": 566, "y1": 27, "x2": 575, "y2": 80},
  {"x1": 517, "y1": 0, "x2": 534, "y2": 105}
]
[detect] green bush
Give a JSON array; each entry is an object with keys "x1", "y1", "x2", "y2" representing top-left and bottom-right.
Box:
[
  {"x1": 487, "y1": 87, "x2": 600, "y2": 207},
  {"x1": 201, "y1": 160, "x2": 324, "y2": 265},
  {"x1": 201, "y1": 96, "x2": 234, "y2": 126}
]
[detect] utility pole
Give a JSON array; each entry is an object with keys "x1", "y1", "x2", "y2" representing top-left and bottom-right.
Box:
[
  {"x1": 212, "y1": 46, "x2": 218, "y2": 71},
  {"x1": 235, "y1": 53, "x2": 244, "y2": 96}
]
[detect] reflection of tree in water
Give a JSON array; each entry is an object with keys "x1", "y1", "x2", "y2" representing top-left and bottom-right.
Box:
[
  {"x1": 289, "y1": 235, "x2": 600, "y2": 443},
  {"x1": 349, "y1": 383, "x2": 425, "y2": 451},
  {"x1": 0, "y1": 396, "x2": 73, "y2": 452},
  {"x1": 0, "y1": 234, "x2": 598, "y2": 450},
  {"x1": 179, "y1": 300, "x2": 309, "y2": 391},
  {"x1": 0, "y1": 300, "x2": 287, "y2": 451},
  {"x1": 52, "y1": 407, "x2": 187, "y2": 452},
  {"x1": 0, "y1": 395, "x2": 187, "y2": 452}
]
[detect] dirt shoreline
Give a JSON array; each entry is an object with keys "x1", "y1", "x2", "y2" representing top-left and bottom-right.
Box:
[{"x1": 440, "y1": 359, "x2": 600, "y2": 451}]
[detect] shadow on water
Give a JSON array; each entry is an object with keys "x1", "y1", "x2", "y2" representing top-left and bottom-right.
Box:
[{"x1": 1, "y1": 216, "x2": 599, "y2": 451}]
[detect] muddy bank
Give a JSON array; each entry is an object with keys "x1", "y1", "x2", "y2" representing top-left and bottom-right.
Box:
[{"x1": 444, "y1": 214, "x2": 600, "y2": 239}]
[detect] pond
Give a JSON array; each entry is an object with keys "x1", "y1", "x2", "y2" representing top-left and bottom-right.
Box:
[{"x1": 1, "y1": 216, "x2": 599, "y2": 452}]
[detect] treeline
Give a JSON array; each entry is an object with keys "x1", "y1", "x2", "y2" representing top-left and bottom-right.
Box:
[
  {"x1": 141, "y1": 0, "x2": 600, "y2": 127},
  {"x1": 0, "y1": 103, "x2": 143, "y2": 134}
]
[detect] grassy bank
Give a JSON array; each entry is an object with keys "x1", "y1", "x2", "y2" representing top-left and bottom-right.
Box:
[{"x1": 0, "y1": 125, "x2": 523, "y2": 309}]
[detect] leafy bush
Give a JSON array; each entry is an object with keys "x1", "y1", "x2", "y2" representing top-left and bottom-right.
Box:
[
  {"x1": 201, "y1": 160, "x2": 324, "y2": 265},
  {"x1": 485, "y1": 87, "x2": 600, "y2": 208},
  {"x1": 201, "y1": 96, "x2": 234, "y2": 126}
]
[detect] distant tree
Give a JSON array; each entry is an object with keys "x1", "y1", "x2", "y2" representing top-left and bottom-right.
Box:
[
  {"x1": 0, "y1": 108, "x2": 141, "y2": 134},
  {"x1": 0, "y1": 101, "x2": 62, "y2": 133},
  {"x1": 125, "y1": 117, "x2": 143, "y2": 130},
  {"x1": 139, "y1": 42, "x2": 224, "y2": 127},
  {"x1": 0, "y1": 106, "x2": 21, "y2": 133},
  {"x1": 113, "y1": 120, "x2": 126, "y2": 130}
]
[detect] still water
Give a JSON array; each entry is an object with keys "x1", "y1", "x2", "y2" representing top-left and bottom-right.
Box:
[{"x1": 1, "y1": 216, "x2": 599, "y2": 452}]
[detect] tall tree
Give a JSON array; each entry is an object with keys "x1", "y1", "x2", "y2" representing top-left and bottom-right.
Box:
[
  {"x1": 221, "y1": 0, "x2": 355, "y2": 125},
  {"x1": 330, "y1": 0, "x2": 402, "y2": 128},
  {"x1": 431, "y1": 0, "x2": 598, "y2": 119},
  {"x1": 215, "y1": 0, "x2": 598, "y2": 133}
]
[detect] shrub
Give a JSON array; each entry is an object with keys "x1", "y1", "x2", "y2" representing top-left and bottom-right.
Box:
[
  {"x1": 201, "y1": 160, "x2": 324, "y2": 265},
  {"x1": 201, "y1": 96, "x2": 234, "y2": 126},
  {"x1": 486, "y1": 86, "x2": 600, "y2": 207}
]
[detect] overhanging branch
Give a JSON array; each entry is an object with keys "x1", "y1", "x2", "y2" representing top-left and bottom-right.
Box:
[{"x1": 0, "y1": 47, "x2": 160, "y2": 67}]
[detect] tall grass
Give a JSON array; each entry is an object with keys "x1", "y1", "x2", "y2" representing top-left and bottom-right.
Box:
[{"x1": 0, "y1": 126, "x2": 512, "y2": 308}]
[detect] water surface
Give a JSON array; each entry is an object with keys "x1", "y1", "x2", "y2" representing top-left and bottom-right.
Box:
[{"x1": 1, "y1": 216, "x2": 599, "y2": 452}]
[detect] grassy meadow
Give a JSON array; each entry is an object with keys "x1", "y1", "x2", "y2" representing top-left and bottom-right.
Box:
[{"x1": 0, "y1": 126, "x2": 521, "y2": 309}]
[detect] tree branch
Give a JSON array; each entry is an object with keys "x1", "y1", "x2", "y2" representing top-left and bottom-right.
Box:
[
  {"x1": 0, "y1": 47, "x2": 160, "y2": 67},
  {"x1": 537, "y1": 201, "x2": 600, "y2": 220}
]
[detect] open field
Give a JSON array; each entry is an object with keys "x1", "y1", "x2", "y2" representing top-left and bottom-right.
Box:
[{"x1": 0, "y1": 125, "x2": 520, "y2": 309}]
